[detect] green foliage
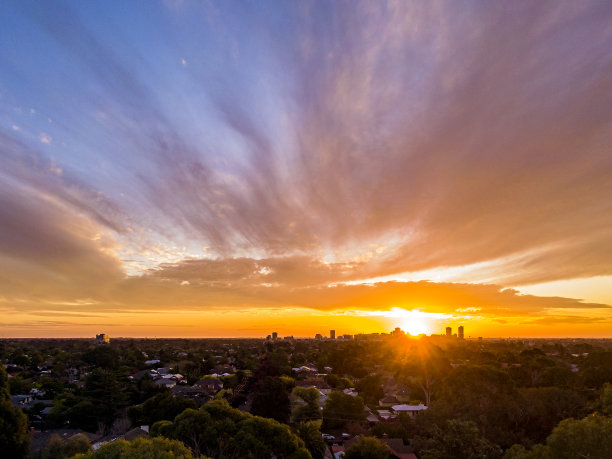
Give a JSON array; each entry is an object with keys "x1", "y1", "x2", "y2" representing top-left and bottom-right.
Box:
[
  {"x1": 0, "y1": 398, "x2": 30, "y2": 458},
  {"x1": 322, "y1": 391, "x2": 365, "y2": 430},
  {"x1": 518, "y1": 387, "x2": 587, "y2": 443},
  {"x1": 41, "y1": 433, "x2": 91, "y2": 459},
  {"x1": 546, "y1": 414, "x2": 612, "y2": 459},
  {"x1": 581, "y1": 351, "x2": 612, "y2": 388},
  {"x1": 503, "y1": 414, "x2": 612, "y2": 459},
  {"x1": 39, "y1": 376, "x2": 67, "y2": 399},
  {"x1": 355, "y1": 375, "x2": 384, "y2": 405},
  {"x1": 83, "y1": 368, "x2": 129, "y2": 428},
  {"x1": 370, "y1": 422, "x2": 409, "y2": 443},
  {"x1": 9, "y1": 375, "x2": 29, "y2": 395},
  {"x1": 292, "y1": 387, "x2": 322, "y2": 422},
  {"x1": 81, "y1": 346, "x2": 121, "y2": 370},
  {"x1": 597, "y1": 382, "x2": 612, "y2": 415},
  {"x1": 129, "y1": 391, "x2": 197, "y2": 427},
  {"x1": 157, "y1": 400, "x2": 312, "y2": 458},
  {"x1": 429, "y1": 365, "x2": 521, "y2": 448},
  {"x1": 343, "y1": 436, "x2": 389, "y2": 459},
  {"x1": 503, "y1": 444, "x2": 552, "y2": 459},
  {"x1": 324, "y1": 374, "x2": 352, "y2": 389},
  {"x1": 293, "y1": 421, "x2": 326, "y2": 459},
  {"x1": 74, "y1": 436, "x2": 195, "y2": 459},
  {"x1": 151, "y1": 420, "x2": 174, "y2": 438},
  {"x1": 0, "y1": 365, "x2": 30, "y2": 457},
  {"x1": 0, "y1": 364, "x2": 9, "y2": 399},
  {"x1": 397, "y1": 343, "x2": 450, "y2": 406},
  {"x1": 251, "y1": 376, "x2": 291, "y2": 423},
  {"x1": 413, "y1": 419, "x2": 502, "y2": 459}
]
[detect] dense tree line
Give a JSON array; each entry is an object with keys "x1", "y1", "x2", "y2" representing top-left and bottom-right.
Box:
[{"x1": 1, "y1": 337, "x2": 611, "y2": 458}]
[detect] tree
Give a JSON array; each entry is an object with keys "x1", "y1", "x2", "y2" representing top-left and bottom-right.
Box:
[
  {"x1": 355, "y1": 375, "x2": 384, "y2": 405},
  {"x1": 518, "y1": 387, "x2": 587, "y2": 443},
  {"x1": 129, "y1": 391, "x2": 197, "y2": 426},
  {"x1": 41, "y1": 433, "x2": 91, "y2": 459},
  {"x1": 412, "y1": 419, "x2": 502, "y2": 459},
  {"x1": 0, "y1": 365, "x2": 30, "y2": 457},
  {"x1": 251, "y1": 376, "x2": 291, "y2": 423},
  {"x1": 344, "y1": 436, "x2": 389, "y2": 459},
  {"x1": 156, "y1": 400, "x2": 312, "y2": 459},
  {"x1": 294, "y1": 421, "x2": 327, "y2": 459},
  {"x1": 322, "y1": 392, "x2": 365, "y2": 430},
  {"x1": 597, "y1": 382, "x2": 612, "y2": 415},
  {"x1": 546, "y1": 414, "x2": 612, "y2": 459},
  {"x1": 292, "y1": 387, "x2": 322, "y2": 422},
  {"x1": 503, "y1": 414, "x2": 612, "y2": 459},
  {"x1": 428, "y1": 365, "x2": 522, "y2": 448},
  {"x1": 398, "y1": 343, "x2": 450, "y2": 406},
  {"x1": 503, "y1": 444, "x2": 552, "y2": 459},
  {"x1": 73, "y1": 436, "x2": 196, "y2": 459}
]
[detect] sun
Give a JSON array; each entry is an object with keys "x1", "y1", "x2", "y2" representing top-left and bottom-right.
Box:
[{"x1": 401, "y1": 319, "x2": 430, "y2": 336}]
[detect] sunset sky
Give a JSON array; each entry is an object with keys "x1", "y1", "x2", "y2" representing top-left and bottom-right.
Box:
[{"x1": 1, "y1": 1, "x2": 611, "y2": 338}]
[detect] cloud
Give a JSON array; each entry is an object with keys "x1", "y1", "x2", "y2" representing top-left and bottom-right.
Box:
[{"x1": 1, "y1": 1, "x2": 611, "y2": 333}]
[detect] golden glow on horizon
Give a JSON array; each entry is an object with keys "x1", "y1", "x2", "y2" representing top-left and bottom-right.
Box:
[
  {"x1": 1, "y1": 304, "x2": 610, "y2": 339},
  {"x1": 400, "y1": 319, "x2": 431, "y2": 336}
]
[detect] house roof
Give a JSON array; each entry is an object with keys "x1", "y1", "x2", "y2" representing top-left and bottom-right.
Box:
[
  {"x1": 391, "y1": 403, "x2": 428, "y2": 412},
  {"x1": 381, "y1": 438, "x2": 417, "y2": 459},
  {"x1": 124, "y1": 426, "x2": 149, "y2": 441}
]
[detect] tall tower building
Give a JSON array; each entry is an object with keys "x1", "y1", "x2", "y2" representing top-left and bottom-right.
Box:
[
  {"x1": 458, "y1": 326, "x2": 464, "y2": 340},
  {"x1": 445, "y1": 327, "x2": 452, "y2": 337},
  {"x1": 272, "y1": 331, "x2": 278, "y2": 340},
  {"x1": 330, "y1": 330, "x2": 335, "y2": 340}
]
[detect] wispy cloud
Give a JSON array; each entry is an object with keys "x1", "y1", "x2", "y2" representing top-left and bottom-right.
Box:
[{"x1": 0, "y1": 1, "x2": 611, "y2": 335}]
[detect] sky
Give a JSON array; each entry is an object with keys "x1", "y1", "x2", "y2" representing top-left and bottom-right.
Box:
[{"x1": 1, "y1": 0, "x2": 611, "y2": 338}]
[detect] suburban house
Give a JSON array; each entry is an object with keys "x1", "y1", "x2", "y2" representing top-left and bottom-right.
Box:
[
  {"x1": 391, "y1": 403, "x2": 428, "y2": 418},
  {"x1": 379, "y1": 395, "x2": 400, "y2": 407},
  {"x1": 193, "y1": 378, "x2": 223, "y2": 394}
]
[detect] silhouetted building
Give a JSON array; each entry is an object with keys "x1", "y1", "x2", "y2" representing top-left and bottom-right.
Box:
[
  {"x1": 446, "y1": 327, "x2": 452, "y2": 337},
  {"x1": 458, "y1": 326, "x2": 464, "y2": 340},
  {"x1": 272, "y1": 331, "x2": 278, "y2": 340},
  {"x1": 315, "y1": 334, "x2": 323, "y2": 340},
  {"x1": 95, "y1": 333, "x2": 110, "y2": 345},
  {"x1": 330, "y1": 330, "x2": 335, "y2": 340}
]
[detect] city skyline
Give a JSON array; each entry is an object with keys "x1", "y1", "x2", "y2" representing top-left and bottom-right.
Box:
[{"x1": 1, "y1": 1, "x2": 611, "y2": 338}]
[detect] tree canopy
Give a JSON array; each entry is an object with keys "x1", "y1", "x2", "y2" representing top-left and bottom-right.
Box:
[
  {"x1": 0, "y1": 365, "x2": 30, "y2": 457},
  {"x1": 73, "y1": 436, "x2": 196, "y2": 459},
  {"x1": 343, "y1": 436, "x2": 389, "y2": 459},
  {"x1": 152, "y1": 399, "x2": 312, "y2": 458}
]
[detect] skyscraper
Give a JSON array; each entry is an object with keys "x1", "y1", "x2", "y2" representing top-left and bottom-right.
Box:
[
  {"x1": 272, "y1": 331, "x2": 278, "y2": 340},
  {"x1": 446, "y1": 327, "x2": 452, "y2": 337},
  {"x1": 330, "y1": 330, "x2": 335, "y2": 340},
  {"x1": 458, "y1": 326, "x2": 464, "y2": 340}
]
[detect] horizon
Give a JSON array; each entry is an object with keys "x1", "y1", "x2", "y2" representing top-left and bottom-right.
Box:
[{"x1": 1, "y1": 1, "x2": 612, "y2": 339}]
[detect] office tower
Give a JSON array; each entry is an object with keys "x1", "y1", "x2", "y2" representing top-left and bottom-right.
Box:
[
  {"x1": 446, "y1": 327, "x2": 452, "y2": 337},
  {"x1": 330, "y1": 330, "x2": 335, "y2": 340},
  {"x1": 458, "y1": 326, "x2": 464, "y2": 340},
  {"x1": 272, "y1": 331, "x2": 278, "y2": 340}
]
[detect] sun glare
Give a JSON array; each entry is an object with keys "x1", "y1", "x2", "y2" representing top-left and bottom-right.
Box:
[{"x1": 401, "y1": 319, "x2": 430, "y2": 336}]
